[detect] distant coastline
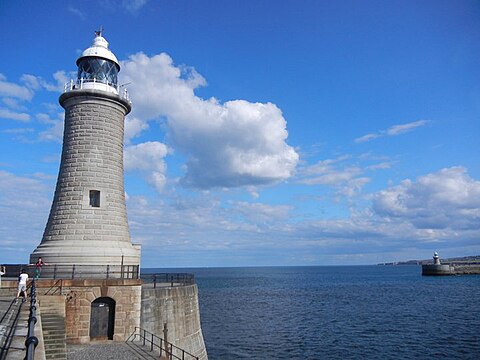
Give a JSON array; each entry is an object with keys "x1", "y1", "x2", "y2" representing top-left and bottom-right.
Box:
[{"x1": 378, "y1": 255, "x2": 480, "y2": 266}]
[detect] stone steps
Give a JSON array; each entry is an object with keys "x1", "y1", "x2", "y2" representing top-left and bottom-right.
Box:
[{"x1": 38, "y1": 295, "x2": 67, "y2": 360}]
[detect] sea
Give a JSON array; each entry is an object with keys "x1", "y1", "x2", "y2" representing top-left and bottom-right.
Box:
[{"x1": 149, "y1": 266, "x2": 480, "y2": 360}]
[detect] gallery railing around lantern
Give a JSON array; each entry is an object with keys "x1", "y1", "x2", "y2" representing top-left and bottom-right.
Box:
[{"x1": 63, "y1": 78, "x2": 130, "y2": 102}]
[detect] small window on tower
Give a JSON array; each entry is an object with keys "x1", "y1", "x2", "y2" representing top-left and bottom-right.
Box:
[{"x1": 89, "y1": 190, "x2": 100, "y2": 207}]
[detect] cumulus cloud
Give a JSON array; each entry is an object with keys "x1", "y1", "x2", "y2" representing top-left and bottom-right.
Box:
[
  {"x1": 373, "y1": 167, "x2": 480, "y2": 231},
  {"x1": 120, "y1": 52, "x2": 298, "y2": 189},
  {"x1": 355, "y1": 120, "x2": 429, "y2": 143},
  {"x1": 124, "y1": 116, "x2": 149, "y2": 143},
  {"x1": 124, "y1": 141, "x2": 169, "y2": 191}
]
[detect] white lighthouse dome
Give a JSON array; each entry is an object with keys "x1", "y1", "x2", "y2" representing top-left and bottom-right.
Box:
[{"x1": 76, "y1": 34, "x2": 120, "y2": 69}]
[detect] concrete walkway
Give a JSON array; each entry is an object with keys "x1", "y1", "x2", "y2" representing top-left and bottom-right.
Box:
[{"x1": 67, "y1": 342, "x2": 168, "y2": 360}]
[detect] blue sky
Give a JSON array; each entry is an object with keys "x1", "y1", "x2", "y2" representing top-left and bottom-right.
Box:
[{"x1": 0, "y1": 0, "x2": 479, "y2": 267}]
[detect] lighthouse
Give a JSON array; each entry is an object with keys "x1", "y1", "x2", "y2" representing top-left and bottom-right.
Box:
[{"x1": 30, "y1": 29, "x2": 140, "y2": 270}]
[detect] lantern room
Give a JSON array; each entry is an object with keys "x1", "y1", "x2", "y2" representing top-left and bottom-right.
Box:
[{"x1": 75, "y1": 29, "x2": 120, "y2": 94}]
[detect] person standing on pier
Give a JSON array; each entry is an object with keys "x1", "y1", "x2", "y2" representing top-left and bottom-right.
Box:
[
  {"x1": 34, "y1": 257, "x2": 48, "y2": 280},
  {"x1": 0, "y1": 265, "x2": 5, "y2": 288},
  {"x1": 16, "y1": 269, "x2": 28, "y2": 302}
]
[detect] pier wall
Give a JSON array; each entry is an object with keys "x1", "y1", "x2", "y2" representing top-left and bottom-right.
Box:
[
  {"x1": 422, "y1": 264, "x2": 454, "y2": 275},
  {"x1": 10, "y1": 279, "x2": 143, "y2": 343},
  {"x1": 452, "y1": 265, "x2": 480, "y2": 275},
  {"x1": 141, "y1": 284, "x2": 208, "y2": 360}
]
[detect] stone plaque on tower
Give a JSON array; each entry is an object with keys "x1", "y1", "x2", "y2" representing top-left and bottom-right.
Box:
[{"x1": 30, "y1": 30, "x2": 141, "y2": 269}]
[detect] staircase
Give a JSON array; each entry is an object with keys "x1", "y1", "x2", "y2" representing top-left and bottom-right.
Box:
[{"x1": 38, "y1": 295, "x2": 67, "y2": 360}]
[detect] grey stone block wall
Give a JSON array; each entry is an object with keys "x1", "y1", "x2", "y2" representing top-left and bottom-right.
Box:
[
  {"x1": 141, "y1": 285, "x2": 208, "y2": 360},
  {"x1": 30, "y1": 89, "x2": 140, "y2": 266}
]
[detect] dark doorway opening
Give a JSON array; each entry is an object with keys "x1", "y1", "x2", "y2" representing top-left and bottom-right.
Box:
[{"x1": 90, "y1": 297, "x2": 115, "y2": 340}]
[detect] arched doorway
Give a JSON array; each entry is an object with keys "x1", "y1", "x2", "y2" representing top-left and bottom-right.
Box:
[{"x1": 90, "y1": 297, "x2": 115, "y2": 340}]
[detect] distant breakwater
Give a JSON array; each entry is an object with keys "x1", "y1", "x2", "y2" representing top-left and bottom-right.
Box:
[{"x1": 422, "y1": 263, "x2": 480, "y2": 276}]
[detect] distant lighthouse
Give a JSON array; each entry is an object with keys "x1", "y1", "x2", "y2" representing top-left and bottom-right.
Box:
[{"x1": 30, "y1": 29, "x2": 140, "y2": 269}]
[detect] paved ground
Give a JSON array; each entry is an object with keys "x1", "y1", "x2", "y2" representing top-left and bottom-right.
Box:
[{"x1": 67, "y1": 342, "x2": 165, "y2": 360}]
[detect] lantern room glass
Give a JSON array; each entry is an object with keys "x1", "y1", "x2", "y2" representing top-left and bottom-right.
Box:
[{"x1": 77, "y1": 57, "x2": 119, "y2": 88}]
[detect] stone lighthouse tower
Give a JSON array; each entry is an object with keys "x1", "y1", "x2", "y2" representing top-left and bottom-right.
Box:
[{"x1": 30, "y1": 30, "x2": 140, "y2": 269}]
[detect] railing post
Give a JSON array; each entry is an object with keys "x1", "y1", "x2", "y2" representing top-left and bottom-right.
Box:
[
  {"x1": 121, "y1": 255, "x2": 124, "y2": 279},
  {"x1": 72, "y1": 264, "x2": 75, "y2": 279},
  {"x1": 151, "y1": 333, "x2": 154, "y2": 351},
  {"x1": 106, "y1": 264, "x2": 110, "y2": 279},
  {"x1": 53, "y1": 264, "x2": 57, "y2": 280}
]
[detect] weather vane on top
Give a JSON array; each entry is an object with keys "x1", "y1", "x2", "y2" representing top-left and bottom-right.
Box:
[{"x1": 95, "y1": 26, "x2": 104, "y2": 37}]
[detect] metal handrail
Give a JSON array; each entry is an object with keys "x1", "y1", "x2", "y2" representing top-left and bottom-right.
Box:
[
  {"x1": 141, "y1": 273, "x2": 195, "y2": 288},
  {"x1": 44, "y1": 279, "x2": 63, "y2": 296},
  {"x1": 25, "y1": 280, "x2": 39, "y2": 360},
  {"x1": 2, "y1": 264, "x2": 140, "y2": 280},
  {"x1": 127, "y1": 327, "x2": 199, "y2": 360}
]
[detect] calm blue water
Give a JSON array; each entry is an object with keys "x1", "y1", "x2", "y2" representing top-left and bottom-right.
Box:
[{"x1": 150, "y1": 266, "x2": 480, "y2": 359}]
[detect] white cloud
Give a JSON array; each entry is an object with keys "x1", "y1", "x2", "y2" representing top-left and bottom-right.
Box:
[
  {"x1": 387, "y1": 120, "x2": 429, "y2": 136},
  {"x1": 366, "y1": 162, "x2": 392, "y2": 170},
  {"x1": 20, "y1": 74, "x2": 41, "y2": 90},
  {"x1": 125, "y1": 116, "x2": 149, "y2": 143},
  {"x1": 0, "y1": 74, "x2": 34, "y2": 100},
  {"x1": 124, "y1": 141, "x2": 169, "y2": 191},
  {"x1": 373, "y1": 167, "x2": 480, "y2": 231},
  {"x1": 68, "y1": 6, "x2": 86, "y2": 19},
  {"x1": 298, "y1": 156, "x2": 370, "y2": 198},
  {"x1": 355, "y1": 133, "x2": 381, "y2": 143},
  {"x1": 3, "y1": 128, "x2": 34, "y2": 134},
  {"x1": 2, "y1": 97, "x2": 27, "y2": 110},
  {"x1": 22, "y1": 72, "x2": 69, "y2": 93},
  {"x1": 0, "y1": 171, "x2": 52, "y2": 258},
  {"x1": 0, "y1": 108, "x2": 30, "y2": 122},
  {"x1": 122, "y1": 0, "x2": 148, "y2": 13},
  {"x1": 121, "y1": 166, "x2": 480, "y2": 266},
  {"x1": 355, "y1": 120, "x2": 429, "y2": 143},
  {"x1": 301, "y1": 165, "x2": 362, "y2": 185},
  {"x1": 39, "y1": 120, "x2": 64, "y2": 142},
  {"x1": 120, "y1": 52, "x2": 299, "y2": 189},
  {"x1": 36, "y1": 113, "x2": 58, "y2": 124},
  {"x1": 233, "y1": 201, "x2": 292, "y2": 223}
]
